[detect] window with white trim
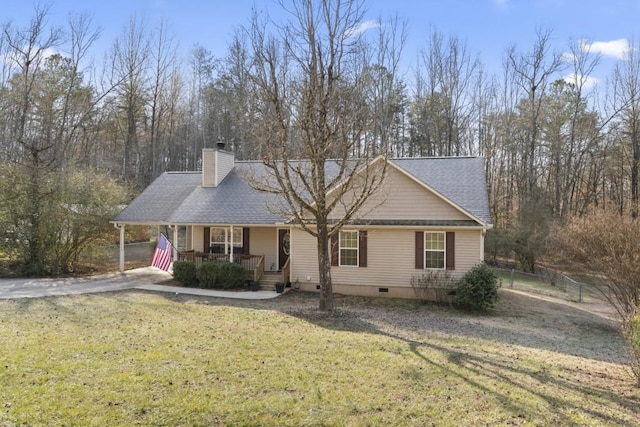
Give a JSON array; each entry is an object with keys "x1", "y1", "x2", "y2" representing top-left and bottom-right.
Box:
[
  {"x1": 209, "y1": 227, "x2": 243, "y2": 254},
  {"x1": 424, "y1": 232, "x2": 445, "y2": 269},
  {"x1": 339, "y1": 230, "x2": 359, "y2": 267},
  {"x1": 230, "y1": 228, "x2": 242, "y2": 253},
  {"x1": 210, "y1": 227, "x2": 226, "y2": 253}
]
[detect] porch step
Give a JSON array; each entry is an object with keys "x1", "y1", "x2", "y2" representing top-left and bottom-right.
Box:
[{"x1": 258, "y1": 272, "x2": 286, "y2": 291}]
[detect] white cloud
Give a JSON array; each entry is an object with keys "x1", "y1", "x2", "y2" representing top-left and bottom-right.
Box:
[
  {"x1": 561, "y1": 51, "x2": 576, "y2": 62},
  {"x1": 1, "y1": 46, "x2": 63, "y2": 68},
  {"x1": 563, "y1": 73, "x2": 598, "y2": 90},
  {"x1": 581, "y1": 39, "x2": 630, "y2": 59},
  {"x1": 345, "y1": 20, "x2": 380, "y2": 38},
  {"x1": 494, "y1": 0, "x2": 510, "y2": 6},
  {"x1": 41, "y1": 47, "x2": 62, "y2": 59}
]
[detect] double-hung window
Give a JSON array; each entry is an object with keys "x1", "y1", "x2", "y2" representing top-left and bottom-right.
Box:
[
  {"x1": 209, "y1": 227, "x2": 243, "y2": 254},
  {"x1": 210, "y1": 227, "x2": 226, "y2": 253},
  {"x1": 230, "y1": 228, "x2": 243, "y2": 253},
  {"x1": 331, "y1": 230, "x2": 367, "y2": 267},
  {"x1": 424, "y1": 231, "x2": 445, "y2": 269},
  {"x1": 339, "y1": 230, "x2": 359, "y2": 267}
]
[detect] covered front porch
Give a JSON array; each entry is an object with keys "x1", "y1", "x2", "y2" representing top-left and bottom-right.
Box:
[{"x1": 113, "y1": 223, "x2": 291, "y2": 289}]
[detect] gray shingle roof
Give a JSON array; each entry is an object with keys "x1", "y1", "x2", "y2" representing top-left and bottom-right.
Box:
[
  {"x1": 169, "y1": 166, "x2": 282, "y2": 224},
  {"x1": 112, "y1": 157, "x2": 492, "y2": 226},
  {"x1": 113, "y1": 172, "x2": 202, "y2": 223}
]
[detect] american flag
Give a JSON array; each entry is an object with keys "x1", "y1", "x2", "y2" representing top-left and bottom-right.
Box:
[{"x1": 151, "y1": 233, "x2": 173, "y2": 271}]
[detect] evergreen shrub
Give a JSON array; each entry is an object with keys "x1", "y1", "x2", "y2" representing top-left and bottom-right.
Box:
[
  {"x1": 172, "y1": 261, "x2": 198, "y2": 287},
  {"x1": 454, "y1": 263, "x2": 501, "y2": 311},
  {"x1": 197, "y1": 262, "x2": 220, "y2": 289}
]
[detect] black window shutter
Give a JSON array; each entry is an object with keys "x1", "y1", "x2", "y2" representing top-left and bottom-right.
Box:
[
  {"x1": 446, "y1": 232, "x2": 455, "y2": 270},
  {"x1": 415, "y1": 231, "x2": 424, "y2": 269},
  {"x1": 358, "y1": 230, "x2": 367, "y2": 268},
  {"x1": 204, "y1": 227, "x2": 211, "y2": 253},
  {"x1": 331, "y1": 233, "x2": 339, "y2": 266},
  {"x1": 242, "y1": 228, "x2": 250, "y2": 255}
]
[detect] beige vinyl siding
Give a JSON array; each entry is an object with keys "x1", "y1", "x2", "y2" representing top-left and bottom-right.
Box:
[
  {"x1": 290, "y1": 229, "x2": 319, "y2": 283},
  {"x1": 186, "y1": 226, "x2": 193, "y2": 250},
  {"x1": 202, "y1": 149, "x2": 235, "y2": 187},
  {"x1": 192, "y1": 226, "x2": 205, "y2": 252},
  {"x1": 216, "y1": 150, "x2": 235, "y2": 185},
  {"x1": 249, "y1": 227, "x2": 279, "y2": 271},
  {"x1": 201, "y1": 149, "x2": 216, "y2": 187},
  {"x1": 455, "y1": 230, "x2": 484, "y2": 268},
  {"x1": 290, "y1": 227, "x2": 483, "y2": 291},
  {"x1": 329, "y1": 166, "x2": 471, "y2": 222}
]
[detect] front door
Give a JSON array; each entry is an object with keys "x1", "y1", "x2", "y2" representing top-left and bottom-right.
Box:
[{"x1": 278, "y1": 229, "x2": 290, "y2": 270}]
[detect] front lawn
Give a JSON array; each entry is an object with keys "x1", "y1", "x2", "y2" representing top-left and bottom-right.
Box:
[{"x1": 0, "y1": 291, "x2": 637, "y2": 426}]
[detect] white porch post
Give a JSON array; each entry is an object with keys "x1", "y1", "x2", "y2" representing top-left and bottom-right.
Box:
[
  {"x1": 229, "y1": 225, "x2": 234, "y2": 263},
  {"x1": 118, "y1": 224, "x2": 125, "y2": 273},
  {"x1": 480, "y1": 227, "x2": 486, "y2": 262},
  {"x1": 172, "y1": 225, "x2": 179, "y2": 262}
]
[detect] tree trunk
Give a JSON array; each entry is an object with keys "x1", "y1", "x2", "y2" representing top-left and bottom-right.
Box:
[
  {"x1": 316, "y1": 218, "x2": 334, "y2": 311},
  {"x1": 632, "y1": 124, "x2": 639, "y2": 218},
  {"x1": 27, "y1": 149, "x2": 44, "y2": 274}
]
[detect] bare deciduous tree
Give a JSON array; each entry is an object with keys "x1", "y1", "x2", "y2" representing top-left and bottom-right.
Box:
[
  {"x1": 0, "y1": 6, "x2": 127, "y2": 274},
  {"x1": 241, "y1": 0, "x2": 402, "y2": 310},
  {"x1": 613, "y1": 38, "x2": 640, "y2": 217},
  {"x1": 557, "y1": 209, "x2": 640, "y2": 383},
  {"x1": 3, "y1": 5, "x2": 64, "y2": 274},
  {"x1": 507, "y1": 28, "x2": 564, "y2": 205},
  {"x1": 147, "y1": 19, "x2": 178, "y2": 179},
  {"x1": 108, "y1": 15, "x2": 150, "y2": 183},
  {"x1": 412, "y1": 29, "x2": 480, "y2": 156}
]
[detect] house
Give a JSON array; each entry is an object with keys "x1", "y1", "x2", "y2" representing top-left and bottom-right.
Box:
[{"x1": 111, "y1": 146, "x2": 492, "y2": 299}]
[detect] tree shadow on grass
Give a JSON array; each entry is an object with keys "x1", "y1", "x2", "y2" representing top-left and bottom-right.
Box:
[
  {"x1": 405, "y1": 340, "x2": 639, "y2": 425},
  {"x1": 4, "y1": 288, "x2": 639, "y2": 424},
  {"x1": 7, "y1": 286, "x2": 629, "y2": 364},
  {"x1": 270, "y1": 294, "x2": 639, "y2": 425},
  {"x1": 119, "y1": 286, "x2": 629, "y2": 364}
]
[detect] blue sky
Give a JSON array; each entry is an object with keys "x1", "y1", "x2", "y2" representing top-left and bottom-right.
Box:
[{"x1": 3, "y1": 0, "x2": 640, "y2": 85}]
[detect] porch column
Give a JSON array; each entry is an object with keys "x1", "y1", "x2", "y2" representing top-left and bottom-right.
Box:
[
  {"x1": 229, "y1": 225, "x2": 234, "y2": 263},
  {"x1": 118, "y1": 223, "x2": 125, "y2": 273},
  {"x1": 172, "y1": 225, "x2": 179, "y2": 262}
]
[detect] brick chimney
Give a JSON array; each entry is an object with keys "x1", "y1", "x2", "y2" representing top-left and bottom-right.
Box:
[{"x1": 202, "y1": 144, "x2": 234, "y2": 187}]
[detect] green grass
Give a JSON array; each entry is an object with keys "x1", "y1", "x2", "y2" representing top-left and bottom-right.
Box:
[
  {"x1": 496, "y1": 270, "x2": 570, "y2": 296},
  {"x1": 0, "y1": 291, "x2": 637, "y2": 426}
]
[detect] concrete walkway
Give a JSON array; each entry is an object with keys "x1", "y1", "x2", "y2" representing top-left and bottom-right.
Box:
[{"x1": 0, "y1": 267, "x2": 284, "y2": 300}]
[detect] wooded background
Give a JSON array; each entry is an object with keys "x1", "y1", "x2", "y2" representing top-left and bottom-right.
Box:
[{"x1": 1, "y1": 4, "x2": 639, "y2": 274}]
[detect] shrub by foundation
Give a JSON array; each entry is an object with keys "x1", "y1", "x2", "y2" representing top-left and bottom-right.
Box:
[
  {"x1": 172, "y1": 261, "x2": 198, "y2": 287},
  {"x1": 197, "y1": 262, "x2": 220, "y2": 289},
  {"x1": 454, "y1": 263, "x2": 500, "y2": 311},
  {"x1": 217, "y1": 262, "x2": 245, "y2": 289},
  {"x1": 410, "y1": 271, "x2": 456, "y2": 304}
]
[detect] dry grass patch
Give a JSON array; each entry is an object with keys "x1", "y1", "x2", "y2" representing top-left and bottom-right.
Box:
[{"x1": 0, "y1": 290, "x2": 638, "y2": 426}]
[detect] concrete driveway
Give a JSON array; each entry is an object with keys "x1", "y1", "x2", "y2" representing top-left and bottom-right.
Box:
[{"x1": 0, "y1": 267, "x2": 283, "y2": 300}]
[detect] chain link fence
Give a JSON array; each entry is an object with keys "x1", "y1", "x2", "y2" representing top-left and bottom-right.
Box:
[{"x1": 492, "y1": 265, "x2": 587, "y2": 303}]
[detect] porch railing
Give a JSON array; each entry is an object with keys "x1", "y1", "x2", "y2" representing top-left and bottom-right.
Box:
[
  {"x1": 282, "y1": 257, "x2": 291, "y2": 284},
  {"x1": 252, "y1": 255, "x2": 265, "y2": 283},
  {"x1": 177, "y1": 251, "x2": 264, "y2": 283}
]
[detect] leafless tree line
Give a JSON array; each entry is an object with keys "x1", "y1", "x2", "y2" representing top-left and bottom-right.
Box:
[{"x1": 3, "y1": 4, "x2": 640, "y2": 271}]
